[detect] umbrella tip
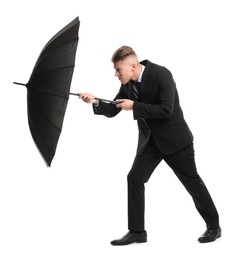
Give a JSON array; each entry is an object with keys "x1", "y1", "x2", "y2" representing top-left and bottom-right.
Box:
[{"x1": 13, "y1": 82, "x2": 27, "y2": 86}]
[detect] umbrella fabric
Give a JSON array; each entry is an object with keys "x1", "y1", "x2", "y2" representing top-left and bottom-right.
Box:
[{"x1": 15, "y1": 17, "x2": 80, "y2": 166}]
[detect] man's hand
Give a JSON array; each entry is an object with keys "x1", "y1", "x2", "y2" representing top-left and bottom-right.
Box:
[
  {"x1": 79, "y1": 92, "x2": 99, "y2": 105},
  {"x1": 116, "y1": 99, "x2": 134, "y2": 110}
]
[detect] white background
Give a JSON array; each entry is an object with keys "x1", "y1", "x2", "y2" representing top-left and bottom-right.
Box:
[{"x1": 1, "y1": 0, "x2": 238, "y2": 259}]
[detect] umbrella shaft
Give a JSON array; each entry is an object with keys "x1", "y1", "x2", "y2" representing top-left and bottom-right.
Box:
[
  {"x1": 69, "y1": 92, "x2": 79, "y2": 96},
  {"x1": 69, "y1": 92, "x2": 121, "y2": 105}
]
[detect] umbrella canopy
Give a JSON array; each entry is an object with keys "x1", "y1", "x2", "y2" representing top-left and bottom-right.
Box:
[{"x1": 14, "y1": 17, "x2": 80, "y2": 166}]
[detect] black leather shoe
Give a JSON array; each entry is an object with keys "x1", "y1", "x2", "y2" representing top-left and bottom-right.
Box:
[
  {"x1": 111, "y1": 231, "x2": 147, "y2": 246},
  {"x1": 198, "y1": 228, "x2": 221, "y2": 243}
]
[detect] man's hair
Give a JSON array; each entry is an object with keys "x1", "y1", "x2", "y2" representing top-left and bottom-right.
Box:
[{"x1": 111, "y1": 46, "x2": 137, "y2": 64}]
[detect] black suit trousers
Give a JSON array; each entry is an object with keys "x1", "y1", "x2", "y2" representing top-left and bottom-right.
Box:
[{"x1": 127, "y1": 139, "x2": 219, "y2": 232}]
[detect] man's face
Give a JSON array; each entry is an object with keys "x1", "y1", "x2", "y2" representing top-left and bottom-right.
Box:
[{"x1": 114, "y1": 59, "x2": 134, "y2": 85}]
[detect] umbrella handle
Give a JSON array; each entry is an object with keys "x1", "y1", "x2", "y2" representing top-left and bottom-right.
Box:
[{"x1": 69, "y1": 92, "x2": 122, "y2": 105}]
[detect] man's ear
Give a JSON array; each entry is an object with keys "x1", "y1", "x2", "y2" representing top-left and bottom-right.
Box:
[{"x1": 131, "y1": 63, "x2": 137, "y2": 71}]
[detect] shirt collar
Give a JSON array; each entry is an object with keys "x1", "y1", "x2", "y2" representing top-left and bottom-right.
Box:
[{"x1": 137, "y1": 65, "x2": 145, "y2": 83}]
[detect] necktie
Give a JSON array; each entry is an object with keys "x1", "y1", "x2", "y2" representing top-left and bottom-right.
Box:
[{"x1": 133, "y1": 81, "x2": 141, "y2": 100}]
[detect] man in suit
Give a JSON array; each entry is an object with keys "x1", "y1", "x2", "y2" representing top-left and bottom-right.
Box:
[{"x1": 80, "y1": 46, "x2": 221, "y2": 245}]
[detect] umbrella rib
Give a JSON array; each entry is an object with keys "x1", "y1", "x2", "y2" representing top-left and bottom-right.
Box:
[
  {"x1": 28, "y1": 65, "x2": 75, "y2": 98},
  {"x1": 29, "y1": 100, "x2": 63, "y2": 132},
  {"x1": 30, "y1": 64, "x2": 75, "y2": 77},
  {"x1": 28, "y1": 86, "x2": 70, "y2": 99},
  {"x1": 32, "y1": 39, "x2": 78, "y2": 74},
  {"x1": 28, "y1": 113, "x2": 52, "y2": 167},
  {"x1": 39, "y1": 28, "x2": 79, "y2": 60},
  {"x1": 29, "y1": 65, "x2": 75, "y2": 88}
]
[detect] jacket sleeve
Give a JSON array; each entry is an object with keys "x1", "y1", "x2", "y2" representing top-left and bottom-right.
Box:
[
  {"x1": 92, "y1": 86, "x2": 127, "y2": 118},
  {"x1": 133, "y1": 68, "x2": 176, "y2": 120},
  {"x1": 93, "y1": 100, "x2": 121, "y2": 118}
]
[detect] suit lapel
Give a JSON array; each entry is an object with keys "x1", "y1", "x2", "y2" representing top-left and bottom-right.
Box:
[{"x1": 139, "y1": 60, "x2": 151, "y2": 102}]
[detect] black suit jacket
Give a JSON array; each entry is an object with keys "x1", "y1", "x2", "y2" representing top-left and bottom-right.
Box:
[{"x1": 93, "y1": 60, "x2": 193, "y2": 155}]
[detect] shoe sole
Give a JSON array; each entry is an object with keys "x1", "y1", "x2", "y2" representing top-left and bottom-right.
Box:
[
  {"x1": 136, "y1": 238, "x2": 147, "y2": 243},
  {"x1": 111, "y1": 238, "x2": 147, "y2": 246},
  {"x1": 198, "y1": 233, "x2": 221, "y2": 243}
]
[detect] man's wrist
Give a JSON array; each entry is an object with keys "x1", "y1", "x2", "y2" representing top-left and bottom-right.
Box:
[{"x1": 93, "y1": 99, "x2": 99, "y2": 106}]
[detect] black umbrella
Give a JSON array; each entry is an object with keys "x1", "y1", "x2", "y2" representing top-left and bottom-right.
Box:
[{"x1": 14, "y1": 17, "x2": 80, "y2": 167}]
